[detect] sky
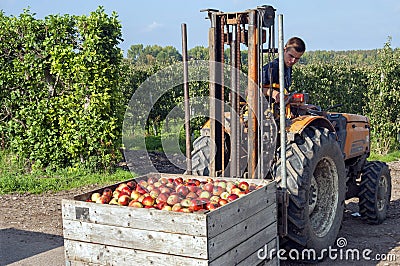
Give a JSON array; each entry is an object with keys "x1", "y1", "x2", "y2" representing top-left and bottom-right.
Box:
[{"x1": 1, "y1": 0, "x2": 400, "y2": 56}]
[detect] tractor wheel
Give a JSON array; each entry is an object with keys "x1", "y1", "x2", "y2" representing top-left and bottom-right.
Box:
[
  {"x1": 274, "y1": 126, "x2": 346, "y2": 255},
  {"x1": 190, "y1": 135, "x2": 212, "y2": 176},
  {"x1": 359, "y1": 161, "x2": 391, "y2": 224}
]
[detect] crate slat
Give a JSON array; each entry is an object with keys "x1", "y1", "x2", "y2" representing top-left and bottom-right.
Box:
[{"x1": 64, "y1": 239, "x2": 209, "y2": 266}]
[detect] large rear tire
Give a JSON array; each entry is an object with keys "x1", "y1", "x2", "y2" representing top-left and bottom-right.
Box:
[
  {"x1": 359, "y1": 161, "x2": 391, "y2": 224},
  {"x1": 274, "y1": 126, "x2": 346, "y2": 256}
]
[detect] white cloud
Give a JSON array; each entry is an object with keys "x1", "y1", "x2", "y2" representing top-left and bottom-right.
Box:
[{"x1": 143, "y1": 21, "x2": 163, "y2": 32}]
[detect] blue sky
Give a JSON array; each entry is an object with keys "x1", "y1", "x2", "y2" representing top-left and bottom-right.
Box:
[{"x1": 2, "y1": 0, "x2": 400, "y2": 55}]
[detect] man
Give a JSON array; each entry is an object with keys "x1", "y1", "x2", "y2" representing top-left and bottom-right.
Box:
[{"x1": 262, "y1": 37, "x2": 306, "y2": 102}]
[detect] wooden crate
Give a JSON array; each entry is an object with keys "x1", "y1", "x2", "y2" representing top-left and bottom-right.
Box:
[{"x1": 62, "y1": 173, "x2": 279, "y2": 266}]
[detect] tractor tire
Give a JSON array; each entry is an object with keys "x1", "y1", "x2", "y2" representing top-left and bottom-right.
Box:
[
  {"x1": 274, "y1": 126, "x2": 346, "y2": 255},
  {"x1": 359, "y1": 161, "x2": 391, "y2": 224},
  {"x1": 190, "y1": 135, "x2": 212, "y2": 176}
]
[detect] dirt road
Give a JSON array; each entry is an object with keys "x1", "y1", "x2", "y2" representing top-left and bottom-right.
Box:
[{"x1": 0, "y1": 155, "x2": 399, "y2": 265}]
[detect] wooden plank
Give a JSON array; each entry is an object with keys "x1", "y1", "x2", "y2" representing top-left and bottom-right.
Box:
[
  {"x1": 62, "y1": 199, "x2": 208, "y2": 237},
  {"x1": 237, "y1": 237, "x2": 279, "y2": 266},
  {"x1": 210, "y1": 221, "x2": 277, "y2": 266},
  {"x1": 63, "y1": 220, "x2": 209, "y2": 259},
  {"x1": 64, "y1": 239, "x2": 209, "y2": 266},
  {"x1": 208, "y1": 204, "x2": 276, "y2": 261},
  {"x1": 207, "y1": 182, "x2": 276, "y2": 238}
]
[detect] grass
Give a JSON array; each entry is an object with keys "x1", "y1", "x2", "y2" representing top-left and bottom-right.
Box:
[
  {"x1": 368, "y1": 150, "x2": 400, "y2": 163},
  {"x1": 0, "y1": 150, "x2": 135, "y2": 195}
]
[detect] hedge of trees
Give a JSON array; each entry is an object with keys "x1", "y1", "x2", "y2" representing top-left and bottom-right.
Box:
[{"x1": 1, "y1": 8, "x2": 399, "y2": 171}]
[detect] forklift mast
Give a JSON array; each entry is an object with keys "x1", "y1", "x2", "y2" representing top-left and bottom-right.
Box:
[{"x1": 203, "y1": 6, "x2": 276, "y2": 179}]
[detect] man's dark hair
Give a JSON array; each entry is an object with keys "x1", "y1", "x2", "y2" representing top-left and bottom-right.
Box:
[{"x1": 285, "y1": 37, "x2": 306, "y2": 53}]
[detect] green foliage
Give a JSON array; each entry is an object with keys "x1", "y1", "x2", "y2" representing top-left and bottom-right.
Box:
[
  {"x1": 0, "y1": 7, "x2": 124, "y2": 170},
  {"x1": 0, "y1": 149, "x2": 135, "y2": 194},
  {"x1": 127, "y1": 44, "x2": 182, "y2": 65}
]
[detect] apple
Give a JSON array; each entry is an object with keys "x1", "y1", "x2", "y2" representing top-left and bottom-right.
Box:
[
  {"x1": 171, "y1": 203, "x2": 182, "y2": 212},
  {"x1": 227, "y1": 184, "x2": 238, "y2": 194},
  {"x1": 212, "y1": 186, "x2": 225, "y2": 196},
  {"x1": 226, "y1": 181, "x2": 236, "y2": 193},
  {"x1": 162, "y1": 205, "x2": 172, "y2": 211},
  {"x1": 181, "y1": 208, "x2": 192, "y2": 213},
  {"x1": 220, "y1": 191, "x2": 230, "y2": 200},
  {"x1": 159, "y1": 177, "x2": 168, "y2": 185},
  {"x1": 219, "y1": 198, "x2": 228, "y2": 206},
  {"x1": 155, "y1": 202, "x2": 167, "y2": 210},
  {"x1": 96, "y1": 195, "x2": 110, "y2": 204},
  {"x1": 156, "y1": 192, "x2": 169, "y2": 204},
  {"x1": 120, "y1": 186, "x2": 132, "y2": 197},
  {"x1": 130, "y1": 190, "x2": 142, "y2": 201},
  {"x1": 209, "y1": 195, "x2": 221, "y2": 203},
  {"x1": 238, "y1": 191, "x2": 247, "y2": 197},
  {"x1": 91, "y1": 192, "x2": 101, "y2": 202},
  {"x1": 176, "y1": 184, "x2": 189, "y2": 197},
  {"x1": 128, "y1": 201, "x2": 143, "y2": 208},
  {"x1": 142, "y1": 195, "x2": 155, "y2": 207},
  {"x1": 137, "y1": 194, "x2": 146, "y2": 203},
  {"x1": 146, "y1": 184, "x2": 156, "y2": 192},
  {"x1": 167, "y1": 194, "x2": 180, "y2": 206},
  {"x1": 138, "y1": 180, "x2": 148, "y2": 188},
  {"x1": 206, "y1": 177, "x2": 214, "y2": 183},
  {"x1": 180, "y1": 198, "x2": 191, "y2": 208},
  {"x1": 227, "y1": 193, "x2": 239, "y2": 202},
  {"x1": 126, "y1": 180, "x2": 136, "y2": 190},
  {"x1": 238, "y1": 181, "x2": 249, "y2": 191},
  {"x1": 206, "y1": 202, "x2": 219, "y2": 211},
  {"x1": 231, "y1": 187, "x2": 242, "y2": 196},
  {"x1": 198, "y1": 190, "x2": 211, "y2": 199},
  {"x1": 118, "y1": 194, "x2": 131, "y2": 206},
  {"x1": 149, "y1": 188, "x2": 160, "y2": 199},
  {"x1": 186, "y1": 191, "x2": 198, "y2": 199},
  {"x1": 186, "y1": 183, "x2": 198, "y2": 193},
  {"x1": 136, "y1": 185, "x2": 148, "y2": 195},
  {"x1": 249, "y1": 183, "x2": 257, "y2": 191},
  {"x1": 102, "y1": 188, "x2": 113, "y2": 198},
  {"x1": 160, "y1": 187, "x2": 171, "y2": 194},
  {"x1": 203, "y1": 182, "x2": 214, "y2": 193},
  {"x1": 189, "y1": 199, "x2": 205, "y2": 212},
  {"x1": 109, "y1": 198, "x2": 119, "y2": 205},
  {"x1": 153, "y1": 181, "x2": 162, "y2": 188},
  {"x1": 216, "y1": 180, "x2": 227, "y2": 190},
  {"x1": 147, "y1": 176, "x2": 158, "y2": 185}
]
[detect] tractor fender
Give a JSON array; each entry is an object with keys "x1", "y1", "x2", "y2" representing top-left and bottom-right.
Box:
[{"x1": 286, "y1": 115, "x2": 336, "y2": 141}]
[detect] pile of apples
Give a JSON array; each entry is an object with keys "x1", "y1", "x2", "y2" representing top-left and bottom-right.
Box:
[{"x1": 88, "y1": 176, "x2": 262, "y2": 213}]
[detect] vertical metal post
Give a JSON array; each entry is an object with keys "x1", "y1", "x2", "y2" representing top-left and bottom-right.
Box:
[
  {"x1": 230, "y1": 25, "x2": 238, "y2": 178},
  {"x1": 209, "y1": 13, "x2": 223, "y2": 177},
  {"x1": 181, "y1": 23, "x2": 192, "y2": 174},
  {"x1": 278, "y1": 14, "x2": 287, "y2": 189},
  {"x1": 247, "y1": 10, "x2": 259, "y2": 179}
]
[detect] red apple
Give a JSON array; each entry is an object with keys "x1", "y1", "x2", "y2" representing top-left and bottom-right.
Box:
[
  {"x1": 167, "y1": 194, "x2": 180, "y2": 206},
  {"x1": 160, "y1": 187, "x2": 171, "y2": 194},
  {"x1": 212, "y1": 186, "x2": 225, "y2": 196},
  {"x1": 153, "y1": 181, "x2": 162, "y2": 188},
  {"x1": 155, "y1": 202, "x2": 167, "y2": 210},
  {"x1": 206, "y1": 177, "x2": 214, "y2": 183},
  {"x1": 156, "y1": 192, "x2": 169, "y2": 204},
  {"x1": 231, "y1": 187, "x2": 242, "y2": 196},
  {"x1": 136, "y1": 185, "x2": 148, "y2": 195},
  {"x1": 102, "y1": 188, "x2": 113, "y2": 198},
  {"x1": 186, "y1": 191, "x2": 198, "y2": 199},
  {"x1": 187, "y1": 183, "x2": 198, "y2": 193},
  {"x1": 96, "y1": 195, "x2": 110, "y2": 204},
  {"x1": 142, "y1": 195, "x2": 155, "y2": 207},
  {"x1": 149, "y1": 188, "x2": 161, "y2": 199},
  {"x1": 238, "y1": 181, "x2": 249, "y2": 191},
  {"x1": 147, "y1": 176, "x2": 158, "y2": 185},
  {"x1": 138, "y1": 180, "x2": 148, "y2": 188},
  {"x1": 159, "y1": 177, "x2": 168, "y2": 185},
  {"x1": 238, "y1": 191, "x2": 247, "y2": 198},
  {"x1": 120, "y1": 186, "x2": 132, "y2": 197},
  {"x1": 126, "y1": 180, "x2": 136, "y2": 190},
  {"x1": 176, "y1": 184, "x2": 189, "y2": 197},
  {"x1": 189, "y1": 199, "x2": 205, "y2": 212},
  {"x1": 227, "y1": 193, "x2": 239, "y2": 202},
  {"x1": 130, "y1": 190, "x2": 142, "y2": 201},
  {"x1": 118, "y1": 194, "x2": 131, "y2": 206},
  {"x1": 206, "y1": 202, "x2": 219, "y2": 211},
  {"x1": 219, "y1": 198, "x2": 228, "y2": 206},
  {"x1": 203, "y1": 182, "x2": 214, "y2": 193},
  {"x1": 128, "y1": 201, "x2": 143, "y2": 208}
]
